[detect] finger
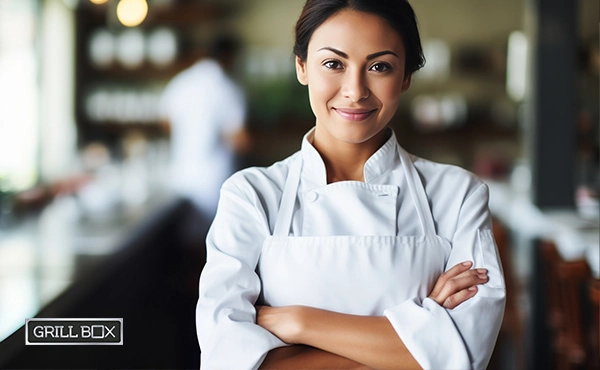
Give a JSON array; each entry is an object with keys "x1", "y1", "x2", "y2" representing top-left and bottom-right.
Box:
[
  {"x1": 443, "y1": 286, "x2": 478, "y2": 309},
  {"x1": 430, "y1": 261, "x2": 473, "y2": 297},
  {"x1": 436, "y1": 269, "x2": 488, "y2": 303},
  {"x1": 450, "y1": 268, "x2": 488, "y2": 283},
  {"x1": 444, "y1": 261, "x2": 475, "y2": 279}
]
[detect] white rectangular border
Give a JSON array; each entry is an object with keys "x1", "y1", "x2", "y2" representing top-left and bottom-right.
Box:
[{"x1": 25, "y1": 318, "x2": 123, "y2": 345}]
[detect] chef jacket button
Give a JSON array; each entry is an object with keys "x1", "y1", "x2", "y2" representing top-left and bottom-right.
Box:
[{"x1": 306, "y1": 192, "x2": 318, "y2": 202}]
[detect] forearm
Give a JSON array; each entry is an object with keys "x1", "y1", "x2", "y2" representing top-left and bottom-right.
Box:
[
  {"x1": 256, "y1": 263, "x2": 489, "y2": 369},
  {"x1": 296, "y1": 307, "x2": 422, "y2": 370},
  {"x1": 260, "y1": 345, "x2": 373, "y2": 369}
]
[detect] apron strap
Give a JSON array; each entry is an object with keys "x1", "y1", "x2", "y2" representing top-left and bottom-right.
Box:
[
  {"x1": 398, "y1": 146, "x2": 437, "y2": 236},
  {"x1": 273, "y1": 154, "x2": 303, "y2": 237}
]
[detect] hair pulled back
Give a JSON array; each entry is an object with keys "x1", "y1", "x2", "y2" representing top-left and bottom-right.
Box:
[{"x1": 293, "y1": 0, "x2": 425, "y2": 76}]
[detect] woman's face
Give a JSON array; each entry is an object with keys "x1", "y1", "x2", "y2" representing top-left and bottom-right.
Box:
[{"x1": 296, "y1": 9, "x2": 411, "y2": 147}]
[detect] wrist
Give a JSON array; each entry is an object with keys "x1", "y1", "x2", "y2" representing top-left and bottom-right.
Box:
[
  {"x1": 289, "y1": 305, "x2": 310, "y2": 344},
  {"x1": 293, "y1": 306, "x2": 324, "y2": 346}
]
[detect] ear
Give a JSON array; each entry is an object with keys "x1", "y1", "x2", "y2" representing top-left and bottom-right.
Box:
[
  {"x1": 295, "y1": 56, "x2": 308, "y2": 86},
  {"x1": 401, "y1": 74, "x2": 412, "y2": 92}
]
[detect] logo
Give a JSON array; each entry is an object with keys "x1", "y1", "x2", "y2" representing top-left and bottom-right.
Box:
[{"x1": 25, "y1": 318, "x2": 123, "y2": 345}]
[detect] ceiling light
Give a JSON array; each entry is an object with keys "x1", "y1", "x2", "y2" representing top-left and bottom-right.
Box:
[{"x1": 116, "y1": 0, "x2": 148, "y2": 28}]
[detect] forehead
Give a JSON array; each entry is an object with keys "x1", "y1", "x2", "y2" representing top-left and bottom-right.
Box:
[{"x1": 308, "y1": 9, "x2": 405, "y2": 56}]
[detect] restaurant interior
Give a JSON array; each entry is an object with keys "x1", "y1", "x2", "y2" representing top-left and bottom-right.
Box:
[{"x1": 0, "y1": 0, "x2": 598, "y2": 369}]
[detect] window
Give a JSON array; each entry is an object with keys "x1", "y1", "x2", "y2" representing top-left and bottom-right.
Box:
[{"x1": 0, "y1": 0, "x2": 39, "y2": 191}]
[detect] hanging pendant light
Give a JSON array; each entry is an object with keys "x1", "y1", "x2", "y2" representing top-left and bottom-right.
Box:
[{"x1": 116, "y1": 0, "x2": 148, "y2": 27}]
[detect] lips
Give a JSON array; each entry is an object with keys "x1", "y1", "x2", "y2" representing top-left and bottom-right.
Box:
[{"x1": 334, "y1": 108, "x2": 377, "y2": 121}]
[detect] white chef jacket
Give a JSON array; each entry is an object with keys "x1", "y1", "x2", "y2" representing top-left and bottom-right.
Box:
[
  {"x1": 197, "y1": 127, "x2": 506, "y2": 369},
  {"x1": 160, "y1": 59, "x2": 246, "y2": 218}
]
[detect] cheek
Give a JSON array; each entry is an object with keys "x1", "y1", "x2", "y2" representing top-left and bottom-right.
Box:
[
  {"x1": 376, "y1": 81, "x2": 403, "y2": 107},
  {"x1": 308, "y1": 74, "x2": 338, "y2": 106}
]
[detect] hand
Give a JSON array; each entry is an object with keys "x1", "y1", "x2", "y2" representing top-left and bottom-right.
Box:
[
  {"x1": 256, "y1": 305, "x2": 305, "y2": 344},
  {"x1": 428, "y1": 261, "x2": 488, "y2": 309}
]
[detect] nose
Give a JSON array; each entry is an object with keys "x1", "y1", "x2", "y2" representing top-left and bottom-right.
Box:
[{"x1": 341, "y1": 69, "x2": 370, "y2": 102}]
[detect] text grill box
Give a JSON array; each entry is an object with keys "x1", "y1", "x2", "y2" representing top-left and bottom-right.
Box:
[{"x1": 25, "y1": 318, "x2": 123, "y2": 345}]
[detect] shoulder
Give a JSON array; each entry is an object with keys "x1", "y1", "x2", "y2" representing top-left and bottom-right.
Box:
[
  {"x1": 168, "y1": 60, "x2": 218, "y2": 86},
  {"x1": 161, "y1": 63, "x2": 200, "y2": 98},
  {"x1": 411, "y1": 154, "x2": 487, "y2": 203},
  {"x1": 222, "y1": 152, "x2": 299, "y2": 206},
  {"x1": 407, "y1": 153, "x2": 492, "y2": 238},
  {"x1": 217, "y1": 153, "x2": 299, "y2": 234}
]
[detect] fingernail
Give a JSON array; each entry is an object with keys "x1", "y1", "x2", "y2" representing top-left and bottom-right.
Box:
[
  {"x1": 468, "y1": 286, "x2": 477, "y2": 291},
  {"x1": 478, "y1": 274, "x2": 488, "y2": 279},
  {"x1": 476, "y1": 268, "x2": 487, "y2": 274},
  {"x1": 462, "y1": 261, "x2": 472, "y2": 266}
]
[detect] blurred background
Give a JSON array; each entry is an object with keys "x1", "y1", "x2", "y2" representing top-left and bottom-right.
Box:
[{"x1": 0, "y1": 0, "x2": 598, "y2": 369}]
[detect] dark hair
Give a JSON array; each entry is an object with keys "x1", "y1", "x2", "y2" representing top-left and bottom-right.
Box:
[
  {"x1": 293, "y1": 0, "x2": 425, "y2": 76},
  {"x1": 209, "y1": 34, "x2": 241, "y2": 60}
]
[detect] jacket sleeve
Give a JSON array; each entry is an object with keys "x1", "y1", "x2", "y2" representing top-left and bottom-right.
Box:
[
  {"x1": 196, "y1": 175, "x2": 286, "y2": 370},
  {"x1": 384, "y1": 183, "x2": 506, "y2": 370}
]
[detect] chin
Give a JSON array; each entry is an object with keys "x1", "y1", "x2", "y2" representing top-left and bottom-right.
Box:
[{"x1": 330, "y1": 126, "x2": 381, "y2": 145}]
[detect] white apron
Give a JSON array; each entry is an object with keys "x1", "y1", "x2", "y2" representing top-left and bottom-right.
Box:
[{"x1": 258, "y1": 146, "x2": 452, "y2": 316}]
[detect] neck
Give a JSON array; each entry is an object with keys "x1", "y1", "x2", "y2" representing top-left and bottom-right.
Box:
[{"x1": 312, "y1": 128, "x2": 390, "y2": 183}]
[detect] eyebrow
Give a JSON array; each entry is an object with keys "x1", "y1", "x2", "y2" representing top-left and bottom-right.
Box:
[{"x1": 317, "y1": 47, "x2": 399, "y2": 60}]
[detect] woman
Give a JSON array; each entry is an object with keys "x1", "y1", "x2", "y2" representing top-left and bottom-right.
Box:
[{"x1": 197, "y1": 1, "x2": 506, "y2": 369}]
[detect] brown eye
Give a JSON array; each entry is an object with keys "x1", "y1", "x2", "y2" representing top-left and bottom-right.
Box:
[
  {"x1": 370, "y1": 63, "x2": 391, "y2": 72},
  {"x1": 324, "y1": 60, "x2": 342, "y2": 69}
]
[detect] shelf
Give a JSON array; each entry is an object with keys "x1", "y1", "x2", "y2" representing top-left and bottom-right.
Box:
[
  {"x1": 87, "y1": 122, "x2": 166, "y2": 131},
  {"x1": 75, "y1": 1, "x2": 231, "y2": 146},
  {"x1": 84, "y1": 55, "x2": 201, "y2": 81}
]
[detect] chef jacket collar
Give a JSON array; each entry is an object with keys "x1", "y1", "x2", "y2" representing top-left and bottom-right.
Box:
[{"x1": 300, "y1": 126, "x2": 399, "y2": 186}]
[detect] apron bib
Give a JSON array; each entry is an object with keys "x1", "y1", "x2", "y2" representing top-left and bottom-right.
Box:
[{"x1": 258, "y1": 146, "x2": 451, "y2": 315}]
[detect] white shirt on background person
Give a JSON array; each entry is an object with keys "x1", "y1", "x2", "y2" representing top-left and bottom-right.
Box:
[{"x1": 160, "y1": 59, "x2": 246, "y2": 218}]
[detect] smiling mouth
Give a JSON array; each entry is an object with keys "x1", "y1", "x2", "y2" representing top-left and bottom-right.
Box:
[{"x1": 334, "y1": 108, "x2": 377, "y2": 122}]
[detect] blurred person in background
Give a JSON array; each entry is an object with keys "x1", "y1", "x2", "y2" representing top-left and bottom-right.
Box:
[{"x1": 160, "y1": 34, "x2": 250, "y2": 224}]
